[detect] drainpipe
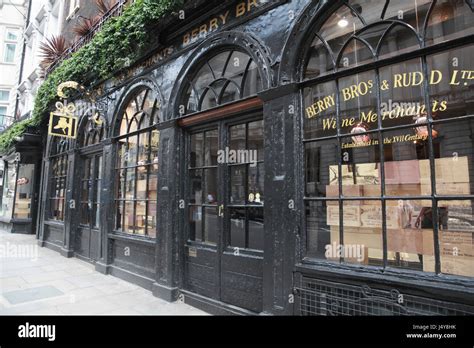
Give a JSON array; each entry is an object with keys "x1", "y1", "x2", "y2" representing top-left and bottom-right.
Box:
[{"x1": 14, "y1": 0, "x2": 33, "y2": 122}]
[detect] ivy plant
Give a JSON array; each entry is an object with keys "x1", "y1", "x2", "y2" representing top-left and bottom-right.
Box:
[{"x1": 0, "y1": 0, "x2": 184, "y2": 151}]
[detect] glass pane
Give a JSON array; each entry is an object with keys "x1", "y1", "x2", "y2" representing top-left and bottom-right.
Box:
[
  {"x1": 306, "y1": 201, "x2": 332, "y2": 259},
  {"x1": 136, "y1": 172, "x2": 147, "y2": 200},
  {"x1": 427, "y1": 45, "x2": 474, "y2": 121},
  {"x1": 229, "y1": 208, "x2": 246, "y2": 248},
  {"x1": 425, "y1": 0, "x2": 474, "y2": 45},
  {"x1": 243, "y1": 60, "x2": 262, "y2": 97},
  {"x1": 147, "y1": 201, "x2": 157, "y2": 238},
  {"x1": 220, "y1": 82, "x2": 240, "y2": 105},
  {"x1": 128, "y1": 135, "x2": 138, "y2": 165},
  {"x1": 117, "y1": 140, "x2": 128, "y2": 168},
  {"x1": 204, "y1": 168, "x2": 218, "y2": 204},
  {"x1": 123, "y1": 201, "x2": 134, "y2": 233},
  {"x1": 305, "y1": 139, "x2": 338, "y2": 197},
  {"x1": 4, "y1": 43, "x2": 16, "y2": 62},
  {"x1": 93, "y1": 204, "x2": 99, "y2": 228},
  {"x1": 248, "y1": 163, "x2": 264, "y2": 205},
  {"x1": 318, "y1": 5, "x2": 364, "y2": 59},
  {"x1": 342, "y1": 201, "x2": 382, "y2": 265},
  {"x1": 138, "y1": 131, "x2": 150, "y2": 165},
  {"x1": 135, "y1": 201, "x2": 146, "y2": 235},
  {"x1": 430, "y1": 120, "x2": 473, "y2": 196},
  {"x1": 190, "y1": 133, "x2": 203, "y2": 168},
  {"x1": 436, "y1": 200, "x2": 474, "y2": 277},
  {"x1": 117, "y1": 170, "x2": 126, "y2": 199},
  {"x1": 358, "y1": 23, "x2": 390, "y2": 51},
  {"x1": 14, "y1": 165, "x2": 34, "y2": 219},
  {"x1": 379, "y1": 58, "x2": 425, "y2": 128},
  {"x1": 230, "y1": 165, "x2": 246, "y2": 204},
  {"x1": 349, "y1": 0, "x2": 386, "y2": 25},
  {"x1": 0, "y1": 163, "x2": 15, "y2": 219},
  {"x1": 340, "y1": 135, "x2": 381, "y2": 196},
  {"x1": 189, "y1": 169, "x2": 202, "y2": 204},
  {"x1": 248, "y1": 120, "x2": 264, "y2": 161},
  {"x1": 387, "y1": 199, "x2": 434, "y2": 272},
  {"x1": 378, "y1": 25, "x2": 420, "y2": 59},
  {"x1": 224, "y1": 51, "x2": 250, "y2": 87},
  {"x1": 383, "y1": 0, "x2": 431, "y2": 32},
  {"x1": 303, "y1": 81, "x2": 337, "y2": 139},
  {"x1": 338, "y1": 39, "x2": 374, "y2": 69},
  {"x1": 125, "y1": 169, "x2": 135, "y2": 199},
  {"x1": 304, "y1": 36, "x2": 334, "y2": 79},
  {"x1": 339, "y1": 70, "x2": 377, "y2": 134},
  {"x1": 148, "y1": 172, "x2": 158, "y2": 200},
  {"x1": 116, "y1": 201, "x2": 123, "y2": 230},
  {"x1": 200, "y1": 87, "x2": 220, "y2": 110},
  {"x1": 189, "y1": 206, "x2": 202, "y2": 242},
  {"x1": 82, "y1": 202, "x2": 91, "y2": 226},
  {"x1": 204, "y1": 129, "x2": 218, "y2": 166},
  {"x1": 382, "y1": 127, "x2": 432, "y2": 192},
  {"x1": 229, "y1": 123, "x2": 246, "y2": 151},
  {"x1": 203, "y1": 207, "x2": 218, "y2": 245},
  {"x1": 248, "y1": 207, "x2": 264, "y2": 250},
  {"x1": 208, "y1": 51, "x2": 230, "y2": 78}
]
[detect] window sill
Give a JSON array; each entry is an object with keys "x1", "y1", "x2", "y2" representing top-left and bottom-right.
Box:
[
  {"x1": 108, "y1": 231, "x2": 156, "y2": 246},
  {"x1": 296, "y1": 260, "x2": 474, "y2": 291}
]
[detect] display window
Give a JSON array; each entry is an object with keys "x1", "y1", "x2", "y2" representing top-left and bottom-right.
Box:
[{"x1": 302, "y1": 0, "x2": 474, "y2": 277}]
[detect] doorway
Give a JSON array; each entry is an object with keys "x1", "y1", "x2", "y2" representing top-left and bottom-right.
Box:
[
  {"x1": 75, "y1": 153, "x2": 103, "y2": 262},
  {"x1": 184, "y1": 114, "x2": 264, "y2": 312}
]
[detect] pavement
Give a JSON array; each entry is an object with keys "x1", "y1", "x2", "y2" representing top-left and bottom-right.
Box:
[{"x1": 0, "y1": 230, "x2": 207, "y2": 315}]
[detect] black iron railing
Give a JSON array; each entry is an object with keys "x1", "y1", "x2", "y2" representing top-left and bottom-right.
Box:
[{"x1": 46, "y1": 0, "x2": 129, "y2": 75}]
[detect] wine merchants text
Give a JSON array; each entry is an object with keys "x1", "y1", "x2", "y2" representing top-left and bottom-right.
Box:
[{"x1": 305, "y1": 70, "x2": 473, "y2": 120}]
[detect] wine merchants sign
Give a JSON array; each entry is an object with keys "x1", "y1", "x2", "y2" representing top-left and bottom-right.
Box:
[
  {"x1": 181, "y1": 0, "x2": 281, "y2": 47},
  {"x1": 305, "y1": 69, "x2": 474, "y2": 134}
]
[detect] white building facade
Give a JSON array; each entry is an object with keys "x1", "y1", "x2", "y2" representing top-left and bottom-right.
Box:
[
  {"x1": 0, "y1": 0, "x2": 27, "y2": 130},
  {"x1": 16, "y1": 0, "x2": 66, "y2": 121}
]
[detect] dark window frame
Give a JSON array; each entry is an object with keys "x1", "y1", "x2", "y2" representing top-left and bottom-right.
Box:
[
  {"x1": 113, "y1": 87, "x2": 161, "y2": 238},
  {"x1": 300, "y1": 0, "x2": 474, "y2": 278}
]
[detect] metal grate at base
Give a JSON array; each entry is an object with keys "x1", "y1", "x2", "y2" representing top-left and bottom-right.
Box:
[{"x1": 295, "y1": 277, "x2": 474, "y2": 316}]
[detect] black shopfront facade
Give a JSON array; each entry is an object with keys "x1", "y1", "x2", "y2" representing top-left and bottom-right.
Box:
[{"x1": 36, "y1": 0, "x2": 474, "y2": 315}]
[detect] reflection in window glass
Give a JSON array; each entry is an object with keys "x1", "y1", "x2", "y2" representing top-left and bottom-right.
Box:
[
  {"x1": 427, "y1": 45, "x2": 474, "y2": 121},
  {"x1": 425, "y1": 0, "x2": 474, "y2": 45},
  {"x1": 436, "y1": 201, "x2": 474, "y2": 277}
]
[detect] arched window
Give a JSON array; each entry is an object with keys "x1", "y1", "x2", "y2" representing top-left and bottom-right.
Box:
[
  {"x1": 180, "y1": 49, "x2": 263, "y2": 115},
  {"x1": 81, "y1": 115, "x2": 105, "y2": 147},
  {"x1": 49, "y1": 137, "x2": 70, "y2": 221},
  {"x1": 115, "y1": 87, "x2": 161, "y2": 237},
  {"x1": 304, "y1": 0, "x2": 473, "y2": 79},
  {"x1": 302, "y1": 0, "x2": 474, "y2": 278}
]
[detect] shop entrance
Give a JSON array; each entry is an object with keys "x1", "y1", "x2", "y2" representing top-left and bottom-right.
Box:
[
  {"x1": 75, "y1": 153, "x2": 103, "y2": 261},
  {"x1": 184, "y1": 115, "x2": 264, "y2": 312}
]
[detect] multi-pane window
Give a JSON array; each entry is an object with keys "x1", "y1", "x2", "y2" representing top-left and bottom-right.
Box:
[
  {"x1": 228, "y1": 120, "x2": 264, "y2": 250},
  {"x1": 82, "y1": 116, "x2": 105, "y2": 146},
  {"x1": 188, "y1": 130, "x2": 219, "y2": 245},
  {"x1": 180, "y1": 49, "x2": 263, "y2": 115},
  {"x1": 115, "y1": 88, "x2": 160, "y2": 237},
  {"x1": 3, "y1": 29, "x2": 19, "y2": 63},
  {"x1": 303, "y1": 0, "x2": 474, "y2": 278},
  {"x1": 49, "y1": 138, "x2": 70, "y2": 221},
  {"x1": 187, "y1": 120, "x2": 265, "y2": 250}
]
